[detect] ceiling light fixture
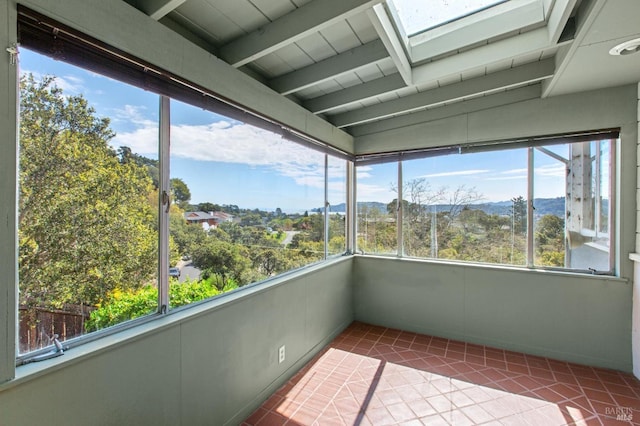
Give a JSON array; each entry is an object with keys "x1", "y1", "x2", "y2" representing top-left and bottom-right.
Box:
[{"x1": 609, "y1": 38, "x2": 640, "y2": 56}]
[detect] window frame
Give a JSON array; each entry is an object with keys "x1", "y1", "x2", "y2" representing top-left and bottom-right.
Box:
[
  {"x1": 385, "y1": 0, "x2": 572, "y2": 66},
  {"x1": 355, "y1": 131, "x2": 619, "y2": 276}
]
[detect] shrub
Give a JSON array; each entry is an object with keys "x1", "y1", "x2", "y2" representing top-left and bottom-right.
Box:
[{"x1": 86, "y1": 278, "x2": 222, "y2": 332}]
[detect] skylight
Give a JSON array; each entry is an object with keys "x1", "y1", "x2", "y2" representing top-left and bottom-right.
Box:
[{"x1": 390, "y1": 0, "x2": 509, "y2": 36}]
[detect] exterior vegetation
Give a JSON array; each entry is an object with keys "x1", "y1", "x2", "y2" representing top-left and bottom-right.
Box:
[
  {"x1": 18, "y1": 76, "x2": 345, "y2": 346},
  {"x1": 18, "y1": 76, "x2": 565, "y2": 348},
  {"x1": 358, "y1": 178, "x2": 565, "y2": 266}
]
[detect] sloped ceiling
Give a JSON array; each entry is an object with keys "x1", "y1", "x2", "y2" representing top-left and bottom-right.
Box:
[{"x1": 123, "y1": 0, "x2": 639, "y2": 139}]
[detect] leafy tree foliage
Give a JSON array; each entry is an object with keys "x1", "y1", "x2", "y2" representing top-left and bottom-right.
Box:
[
  {"x1": 535, "y1": 214, "x2": 565, "y2": 266},
  {"x1": 85, "y1": 279, "x2": 221, "y2": 331},
  {"x1": 118, "y1": 145, "x2": 159, "y2": 188},
  {"x1": 170, "y1": 177, "x2": 191, "y2": 207},
  {"x1": 510, "y1": 195, "x2": 527, "y2": 234},
  {"x1": 191, "y1": 239, "x2": 250, "y2": 290},
  {"x1": 19, "y1": 75, "x2": 157, "y2": 317}
]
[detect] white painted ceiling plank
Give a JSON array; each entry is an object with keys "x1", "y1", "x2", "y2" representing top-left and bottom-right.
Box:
[
  {"x1": 270, "y1": 40, "x2": 389, "y2": 94},
  {"x1": 319, "y1": 21, "x2": 361, "y2": 54},
  {"x1": 333, "y1": 58, "x2": 555, "y2": 127},
  {"x1": 345, "y1": 13, "x2": 379, "y2": 44},
  {"x1": 252, "y1": 52, "x2": 295, "y2": 78},
  {"x1": 353, "y1": 63, "x2": 385, "y2": 82},
  {"x1": 162, "y1": 12, "x2": 222, "y2": 47},
  {"x1": 172, "y1": 1, "x2": 241, "y2": 44},
  {"x1": 209, "y1": 0, "x2": 268, "y2": 33},
  {"x1": 334, "y1": 73, "x2": 364, "y2": 88},
  {"x1": 249, "y1": 0, "x2": 297, "y2": 21},
  {"x1": 271, "y1": 43, "x2": 314, "y2": 70},
  {"x1": 294, "y1": 32, "x2": 337, "y2": 63},
  {"x1": 218, "y1": 0, "x2": 384, "y2": 67},
  {"x1": 304, "y1": 73, "x2": 406, "y2": 113},
  {"x1": 296, "y1": 85, "x2": 328, "y2": 98}
]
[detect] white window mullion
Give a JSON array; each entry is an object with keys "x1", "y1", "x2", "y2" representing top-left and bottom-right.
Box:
[
  {"x1": 2, "y1": 5, "x2": 18, "y2": 381},
  {"x1": 527, "y1": 147, "x2": 534, "y2": 267},
  {"x1": 347, "y1": 161, "x2": 356, "y2": 254},
  {"x1": 324, "y1": 154, "x2": 329, "y2": 260},
  {"x1": 609, "y1": 139, "x2": 617, "y2": 273},
  {"x1": 158, "y1": 96, "x2": 170, "y2": 313},
  {"x1": 397, "y1": 161, "x2": 404, "y2": 257}
]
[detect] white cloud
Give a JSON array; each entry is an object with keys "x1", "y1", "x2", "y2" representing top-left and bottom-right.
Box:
[
  {"x1": 111, "y1": 118, "x2": 331, "y2": 188},
  {"x1": 500, "y1": 168, "x2": 527, "y2": 175},
  {"x1": 356, "y1": 166, "x2": 373, "y2": 180},
  {"x1": 486, "y1": 175, "x2": 527, "y2": 181},
  {"x1": 420, "y1": 169, "x2": 490, "y2": 178},
  {"x1": 21, "y1": 69, "x2": 86, "y2": 95},
  {"x1": 489, "y1": 163, "x2": 565, "y2": 180},
  {"x1": 54, "y1": 74, "x2": 86, "y2": 95},
  {"x1": 535, "y1": 163, "x2": 565, "y2": 178},
  {"x1": 356, "y1": 183, "x2": 395, "y2": 202}
]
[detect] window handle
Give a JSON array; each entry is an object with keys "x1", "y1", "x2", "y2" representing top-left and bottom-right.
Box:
[
  {"x1": 27, "y1": 334, "x2": 66, "y2": 363},
  {"x1": 162, "y1": 190, "x2": 170, "y2": 213}
]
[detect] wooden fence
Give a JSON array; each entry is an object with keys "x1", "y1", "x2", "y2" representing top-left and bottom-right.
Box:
[{"x1": 18, "y1": 306, "x2": 93, "y2": 353}]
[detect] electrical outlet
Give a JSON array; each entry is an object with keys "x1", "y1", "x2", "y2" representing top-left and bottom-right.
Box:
[{"x1": 278, "y1": 345, "x2": 285, "y2": 364}]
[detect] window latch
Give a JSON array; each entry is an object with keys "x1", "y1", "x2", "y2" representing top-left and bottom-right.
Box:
[
  {"x1": 6, "y1": 43, "x2": 18, "y2": 65},
  {"x1": 27, "y1": 334, "x2": 66, "y2": 363},
  {"x1": 162, "y1": 190, "x2": 170, "y2": 213}
]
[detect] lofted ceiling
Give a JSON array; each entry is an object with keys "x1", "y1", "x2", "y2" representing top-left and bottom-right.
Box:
[{"x1": 121, "y1": 0, "x2": 640, "y2": 139}]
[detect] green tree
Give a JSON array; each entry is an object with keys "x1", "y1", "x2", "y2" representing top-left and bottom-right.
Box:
[
  {"x1": 191, "y1": 239, "x2": 250, "y2": 290},
  {"x1": 170, "y1": 177, "x2": 191, "y2": 207},
  {"x1": 197, "y1": 202, "x2": 220, "y2": 212},
  {"x1": 510, "y1": 195, "x2": 527, "y2": 234},
  {"x1": 117, "y1": 145, "x2": 159, "y2": 188},
  {"x1": 535, "y1": 214, "x2": 565, "y2": 266},
  {"x1": 19, "y1": 75, "x2": 157, "y2": 317}
]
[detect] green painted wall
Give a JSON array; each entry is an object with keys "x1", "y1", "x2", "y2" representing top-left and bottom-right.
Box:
[
  {"x1": 0, "y1": 259, "x2": 354, "y2": 426},
  {"x1": 353, "y1": 256, "x2": 633, "y2": 372}
]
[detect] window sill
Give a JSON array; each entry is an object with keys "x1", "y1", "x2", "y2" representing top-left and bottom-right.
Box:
[{"x1": 354, "y1": 253, "x2": 627, "y2": 284}]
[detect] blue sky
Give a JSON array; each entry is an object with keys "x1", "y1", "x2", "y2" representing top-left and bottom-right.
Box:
[{"x1": 20, "y1": 48, "x2": 566, "y2": 211}]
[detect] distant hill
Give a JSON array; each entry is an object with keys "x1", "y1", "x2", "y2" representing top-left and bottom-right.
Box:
[{"x1": 317, "y1": 197, "x2": 566, "y2": 218}]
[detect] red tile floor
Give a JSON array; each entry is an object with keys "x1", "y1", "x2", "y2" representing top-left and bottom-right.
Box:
[{"x1": 244, "y1": 322, "x2": 640, "y2": 426}]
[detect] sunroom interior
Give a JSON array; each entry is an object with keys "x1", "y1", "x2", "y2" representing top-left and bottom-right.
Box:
[{"x1": 1, "y1": 0, "x2": 640, "y2": 424}]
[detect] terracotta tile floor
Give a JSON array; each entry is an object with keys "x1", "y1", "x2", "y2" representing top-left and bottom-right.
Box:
[{"x1": 243, "y1": 322, "x2": 640, "y2": 426}]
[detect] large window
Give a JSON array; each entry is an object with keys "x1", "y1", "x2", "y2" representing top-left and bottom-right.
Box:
[
  {"x1": 18, "y1": 49, "x2": 160, "y2": 354},
  {"x1": 16, "y1": 43, "x2": 348, "y2": 357},
  {"x1": 168, "y1": 99, "x2": 329, "y2": 308},
  {"x1": 401, "y1": 149, "x2": 527, "y2": 265},
  {"x1": 357, "y1": 137, "x2": 617, "y2": 274},
  {"x1": 327, "y1": 157, "x2": 348, "y2": 256}
]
